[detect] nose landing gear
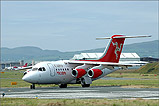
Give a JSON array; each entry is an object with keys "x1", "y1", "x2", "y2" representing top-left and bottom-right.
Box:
[{"x1": 30, "y1": 84, "x2": 35, "y2": 89}]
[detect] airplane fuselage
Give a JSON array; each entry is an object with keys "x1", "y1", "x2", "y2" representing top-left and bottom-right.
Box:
[{"x1": 22, "y1": 60, "x2": 117, "y2": 85}]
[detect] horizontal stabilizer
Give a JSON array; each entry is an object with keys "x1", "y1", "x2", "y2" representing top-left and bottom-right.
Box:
[
  {"x1": 96, "y1": 37, "x2": 112, "y2": 40},
  {"x1": 96, "y1": 35, "x2": 151, "y2": 40}
]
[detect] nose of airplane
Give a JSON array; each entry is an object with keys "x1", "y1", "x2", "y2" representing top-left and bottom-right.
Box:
[
  {"x1": 22, "y1": 74, "x2": 31, "y2": 82},
  {"x1": 22, "y1": 71, "x2": 39, "y2": 83}
]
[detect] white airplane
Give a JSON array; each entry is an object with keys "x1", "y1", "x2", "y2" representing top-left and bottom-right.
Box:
[
  {"x1": 5, "y1": 63, "x2": 28, "y2": 70},
  {"x1": 14, "y1": 63, "x2": 29, "y2": 70},
  {"x1": 22, "y1": 35, "x2": 151, "y2": 89}
]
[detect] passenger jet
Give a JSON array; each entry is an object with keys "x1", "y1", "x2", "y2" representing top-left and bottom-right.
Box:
[
  {"x1": 5, "y1": 63, "x2": 28, "y2": 70},
  {"x1": 22, "y1": 35, "x2": 150, "y2": 89}
]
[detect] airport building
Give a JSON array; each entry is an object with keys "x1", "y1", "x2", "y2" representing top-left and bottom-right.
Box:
[
  {"x1": 72, "y1": 53, "x2": 140, "y2": 62},
  {"x1": 0, "y1": 60, "x2": 24, "y2": 70}
]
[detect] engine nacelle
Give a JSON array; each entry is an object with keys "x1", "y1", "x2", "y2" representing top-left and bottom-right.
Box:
[
  {"x1": 88, "y1": 69, "x2": 103, "y2": 78},
  {"x1": 72, "y1": 69, "x2": 86, "y2": 78}
]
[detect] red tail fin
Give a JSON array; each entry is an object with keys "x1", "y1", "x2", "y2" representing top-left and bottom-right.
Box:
[
  {"x1": 98, "y1": 35, "x2": 125, "y2": 63},
  {"x1": 79, "y1": 34, "x2": 150, "y2": 63},
  {"x1": 23, "y1": 63, "x2": 28, "y2": 67}
]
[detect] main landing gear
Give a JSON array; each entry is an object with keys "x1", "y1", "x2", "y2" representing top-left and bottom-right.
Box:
[
  {"x1": 81, "y1": 83, "x2": 90, "y2": 87},
  {"x1": 81, "y1": 78, "x2": 90, "y2": 88},
  {"x1": 30, "y1": 84, "x2": 35, "y2": 89},
  {"x1": 59, "y1": 84, "x2": 67, "y2": 88}
]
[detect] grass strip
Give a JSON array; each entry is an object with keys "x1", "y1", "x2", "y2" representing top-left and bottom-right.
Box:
[
  {"x1": 1, "y1": 79, "x2": 159, "y2": 88},
  {"x1": 1, "y1": 98, "x2": 159, "y2": 106}
]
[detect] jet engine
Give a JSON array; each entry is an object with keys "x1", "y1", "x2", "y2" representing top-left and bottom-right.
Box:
[
  {"x1": 88, "y1": 69, "x2": 103, "y2": 78},
  {"x1": 72, "y1": 69, "x2": 86, "y2": 78},
  {"x1": 72, "y1": 64, "x2": 93, "y2": 78}
]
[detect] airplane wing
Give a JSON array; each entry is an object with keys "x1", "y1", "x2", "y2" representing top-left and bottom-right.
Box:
[
  {"x1": 66, "y1": 60, "x2": 140, "y2": 67},
  {"x1": 119, "y1": 61, "x2": 148, "y2": 65},
  {"x1": 18, "y1": 66, "x2": 33, "y2": 70}
]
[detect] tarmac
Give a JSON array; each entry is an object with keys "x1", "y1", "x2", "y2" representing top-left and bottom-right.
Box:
[{"x1": 1, "y1": 86, "x2": 159, "y2": 99}]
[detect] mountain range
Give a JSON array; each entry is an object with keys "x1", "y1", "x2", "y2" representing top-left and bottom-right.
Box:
[{"x1": 1, "y1": 40, "x2": 158, "y2": 62}]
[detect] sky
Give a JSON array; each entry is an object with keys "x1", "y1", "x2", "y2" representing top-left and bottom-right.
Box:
[{"x1": 1, "y1": 1, "x2": 158, "y2": 52}]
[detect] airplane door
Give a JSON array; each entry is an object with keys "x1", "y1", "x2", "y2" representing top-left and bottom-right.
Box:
[{"x1": 47, "y1": 63, "x2": 55, "y2": 77}]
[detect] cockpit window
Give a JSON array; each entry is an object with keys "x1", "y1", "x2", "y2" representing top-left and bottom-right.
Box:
[
  {"x1": 42, "y1": 67, "x2": 46, "y2": 71},
  {"x1": 38, "y1": 67, "x2": 46, "y2": 71},
  {"x1": 32, "y1": 68, "x2": 38, "y2": 71},
  {"x1": 38, "y1": 68, "x2": 42, "y2": 71}
]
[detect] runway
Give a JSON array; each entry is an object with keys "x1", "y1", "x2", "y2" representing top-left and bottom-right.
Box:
[{"x1": 1, "y1": 86, "x2": 159, "y2": 99}]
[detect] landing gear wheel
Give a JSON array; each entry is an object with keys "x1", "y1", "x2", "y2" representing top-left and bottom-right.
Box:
[
  {"x1": 59, "y1": 84, "x2": 67, "y2": 88},
  {"x1": 81, "y1": 84, "x2": 90, "y2": 87},
  {"x1": 81, "y1": 78, "x2": 90, "y2": 88},
  {"x1": 30, "y1": 84, "x2": 35, "y2": 89}
]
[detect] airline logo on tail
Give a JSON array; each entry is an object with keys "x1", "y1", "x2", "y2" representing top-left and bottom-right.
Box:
[
  {"x1": 77, "y1": 35, "x2": 151, "y2": 63},
  {"x1": 112, "y1": 41, "x2": 123, "y2": 60}
]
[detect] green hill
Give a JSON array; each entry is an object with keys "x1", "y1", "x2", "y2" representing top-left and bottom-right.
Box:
[
  {"x1": 1, "y1": 46, "x2": 62, "y2": 62},
  {"x1": 123, "y1": 40, "x2": 158, "y2": 58},
  {"x1": 138, "y1": 62, "x2": 159, "y2": 74},
  {"x1": 1, "y1": 40, "x2": 158, "y2": 62},
  {"x1": 79, "y1": 40, "x2": 158, "y2": 58}
]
